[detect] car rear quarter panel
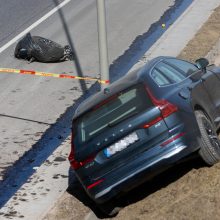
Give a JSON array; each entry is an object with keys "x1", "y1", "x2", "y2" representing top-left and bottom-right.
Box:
[{"x1": 143, "y1": 73, "x2": 202, "y2": 150}]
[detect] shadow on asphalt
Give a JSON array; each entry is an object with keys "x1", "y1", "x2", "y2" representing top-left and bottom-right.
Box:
[
  {"x1": 0, "y1": 113, "x2": 52, "y2": 125},
  {"x1": 0, "y1": 82, "x2": 99, "y2": 208},
  {"x1": 67, "y1": 154, "x2": 206, "y2": 219},
  {"x1": 53, "y1": 0, "x2": 88, "y2": 93}
]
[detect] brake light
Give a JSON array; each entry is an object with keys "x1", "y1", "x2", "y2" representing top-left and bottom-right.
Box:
[
  {"x1": 143, "y1": 87, "x2": 178, "y2": 128},
  {"x1": 68, "y1": 134, "x2": 94, "y2": 170}
]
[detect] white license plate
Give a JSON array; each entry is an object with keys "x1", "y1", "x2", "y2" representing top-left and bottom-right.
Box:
[{"x1": 104, "y1": 132, "x2": 139, "y2": 158}]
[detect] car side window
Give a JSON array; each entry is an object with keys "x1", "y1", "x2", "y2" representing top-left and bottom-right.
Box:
[
  {"x1": 151, "y1": 68, "x2": 171, "y2": 86},
  {"x1": 151, "y1": 62, "x2": 186, "y2": 86},
  {"x1": 165, "y1": 58, "x2": 198, "y2": 76}
]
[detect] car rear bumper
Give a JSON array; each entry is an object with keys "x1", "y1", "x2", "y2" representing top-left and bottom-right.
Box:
[{"x1": 85, "y1": 139, "x2": 197, "y2": 204}]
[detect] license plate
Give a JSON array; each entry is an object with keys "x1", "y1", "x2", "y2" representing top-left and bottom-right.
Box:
[{"x1": 104, "y1": 132, "x2": 139, "y2": 158}]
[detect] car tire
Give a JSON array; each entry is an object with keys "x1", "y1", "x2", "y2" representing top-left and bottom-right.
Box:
[{"x1": 195, "y1": 110, "x2": 220, "y2": 165}]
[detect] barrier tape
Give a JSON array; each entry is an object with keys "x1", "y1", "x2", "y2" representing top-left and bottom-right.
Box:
[{"x1": 0, "y1": 68, "x2": 109, "y2": 84}]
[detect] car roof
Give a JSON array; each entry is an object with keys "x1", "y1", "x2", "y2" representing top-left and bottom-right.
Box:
[{"x1": 73, "y1": 56, "x2": 168, "y2": 120}]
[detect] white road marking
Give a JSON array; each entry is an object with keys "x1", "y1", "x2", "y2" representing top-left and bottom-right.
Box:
[{"x1": 0, "y1": 0, "x2": 71, "y2": 54}]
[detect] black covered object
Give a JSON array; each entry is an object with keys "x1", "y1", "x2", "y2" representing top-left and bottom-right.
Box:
[{"x1": 14, "y1": 33, "x2": 73, "y2": 62}]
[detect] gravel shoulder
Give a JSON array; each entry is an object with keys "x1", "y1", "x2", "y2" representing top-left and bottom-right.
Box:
[{"x1": 45, "y1": 4, "x2": 220, "y2": 220}]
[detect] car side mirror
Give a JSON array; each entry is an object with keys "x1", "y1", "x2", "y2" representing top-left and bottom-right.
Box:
[{"x1": 195, "y1": 58, "x2": 209, "y2": 72}]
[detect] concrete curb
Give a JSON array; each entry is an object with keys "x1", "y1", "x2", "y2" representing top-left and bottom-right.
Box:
[
  {"x1": 206, "y1": 39, "x2": 220, "y2": 65},
  {"x1": 130, "y1": 0, "x2": 220, "y2": 72}
]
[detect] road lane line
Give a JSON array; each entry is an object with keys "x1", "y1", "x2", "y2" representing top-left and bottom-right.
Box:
[{"x1": 0, "y1": 0, "x2": 71, "y2": 54}]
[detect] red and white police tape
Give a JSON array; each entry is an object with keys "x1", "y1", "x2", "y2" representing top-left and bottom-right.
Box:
[{"x1": 0, "y1": 68, "x2": 109, "y2": 84}]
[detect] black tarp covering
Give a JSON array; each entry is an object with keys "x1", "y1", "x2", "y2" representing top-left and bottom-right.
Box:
[{"x1": 14, "y1": 33, "x2": 73, "y2": 63}]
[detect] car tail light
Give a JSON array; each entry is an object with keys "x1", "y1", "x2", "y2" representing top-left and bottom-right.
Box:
[
  {"x1": 143, "y1": 87, "x2": 178, "y2": 128},
  {"x1": 68, "y1": 134, "x2": 94, "y2": 170}
]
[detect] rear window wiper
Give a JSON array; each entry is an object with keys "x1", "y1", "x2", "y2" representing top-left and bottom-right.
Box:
[{"x1": 108, "y1": 111, "x2": 139, "y2": 127}]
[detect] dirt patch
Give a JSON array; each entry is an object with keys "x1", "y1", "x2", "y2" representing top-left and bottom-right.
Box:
[
  {"x1": 112, "y1": 159, "x2": 220, "y2": 220},
  {"x1": 178, "y1": 5, "x2": 220, "y2": 62},
  {"x1": 43, "y1": 192, "x2": 90, "y2": 220},
  {"x1": 44, "y1": 5, "x2": 220, "y2": 220}
]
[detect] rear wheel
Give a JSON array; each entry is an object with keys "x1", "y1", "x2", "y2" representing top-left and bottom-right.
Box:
[{"x1": 195, "y1": 110, "x2": 220, "y2": 165}]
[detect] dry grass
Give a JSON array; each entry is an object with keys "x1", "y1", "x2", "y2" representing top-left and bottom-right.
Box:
[{"x1": 178, "y1": 5, "x2": 220, "y2": 62}]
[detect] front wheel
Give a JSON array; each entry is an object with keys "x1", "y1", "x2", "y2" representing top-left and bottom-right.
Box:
[{"x1": 195, "y1": 110, "x2": 220, "y2": 165}]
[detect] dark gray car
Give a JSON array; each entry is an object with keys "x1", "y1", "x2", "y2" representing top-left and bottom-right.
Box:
[{"x1": 69, "y1": 56, "x2": 220, "y2": 214}]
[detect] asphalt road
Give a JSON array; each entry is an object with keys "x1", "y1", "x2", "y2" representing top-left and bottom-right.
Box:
[
  {"x1": 0, "y1": 0, "x2": 177, "y2": 181},
  {"x1": 0, "y1": 0, "x2": 65, "y2": 47}
]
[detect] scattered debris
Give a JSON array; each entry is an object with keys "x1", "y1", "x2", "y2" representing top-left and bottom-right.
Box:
[
  {"x1": 14, "y1": 33, "x2": 74, "y2": 63},
  {"x1": 54, "y1": 157, "x2": 66, "y2": 162},
  {"x1": 161, "y1": 23, "x2": 166, "y2": 28}
]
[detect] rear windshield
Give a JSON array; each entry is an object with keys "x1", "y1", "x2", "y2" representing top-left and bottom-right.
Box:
[{"x1": 75, "y1": 84, "x2": 152, "y2": 143}]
